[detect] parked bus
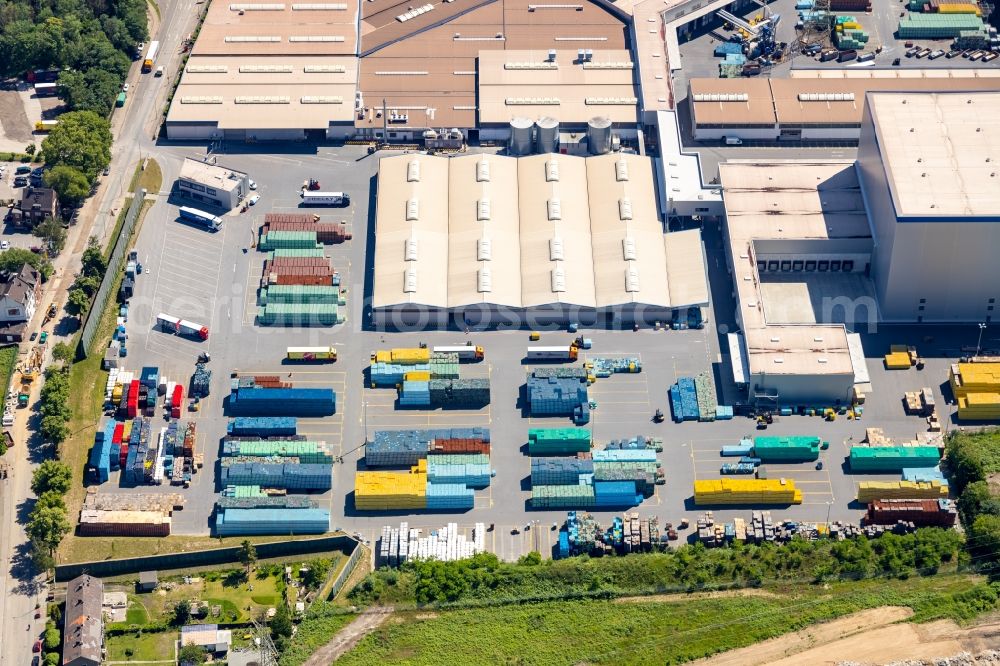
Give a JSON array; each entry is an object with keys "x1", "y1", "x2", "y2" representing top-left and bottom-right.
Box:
[
  {"x1": 300, "y1": 191, "x2": 350, "y2": 206},
  {"x1": 34, "y1": 120, "x2": 58, "y2": 133},
  {"x1": 142, "y1": 41, "x2": 160, "y2": 73},
  {"x1": 177, "y1": 206, "x2": 221, "y2": 231}
]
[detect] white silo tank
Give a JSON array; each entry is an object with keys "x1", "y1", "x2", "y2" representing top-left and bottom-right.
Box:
[
  {"x1": 535, "y1": 116, "x2": 559, "y2": 154},
  {"x1": 509, "y1": 117, "x2": 534, "y2": 156},
  {"x1": 587, "y1": 116, "x2": 612, "y2": 155}
]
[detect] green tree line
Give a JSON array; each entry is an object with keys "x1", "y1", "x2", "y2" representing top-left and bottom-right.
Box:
[
  {"x1": 948, "y1": 429, "x2": 1000, "y2": 575},
  {"x1": 0, "y1": 0, "x2": 148, "y2": 114}
]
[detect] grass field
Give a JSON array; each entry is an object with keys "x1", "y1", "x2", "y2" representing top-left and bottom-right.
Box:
[
  {"x1": 129, "y1": 158, "x2": 163, "y2": 195},
  {"x1": 121, "y1": 570, "x2": 284, "y2": 625},
  {"x1": 277, "y1": 602, "x2": 355, "y2": 666},
  {"x1": 0, "y1": 344, "x2": 18, "y2": 404},
  {"x1": 106, "y1": 630, "x2": 176, "y2": 662},
  {"x1": 334, "y1": 574, "x2": 990, "y2": 666}
]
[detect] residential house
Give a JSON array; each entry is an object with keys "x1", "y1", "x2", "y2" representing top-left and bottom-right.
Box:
[
  {"x1": 62, "y1": 574, "x2": 104, "y2": 666},
  {"x1": 0, "y1": 263, "x2": 41, "y2": 342},
  {"x1": 9, "y1": 187, "x2": 58, "y2": 228}
]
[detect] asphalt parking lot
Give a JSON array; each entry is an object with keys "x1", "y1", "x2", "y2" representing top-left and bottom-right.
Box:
[{"x1": 96, "y1": 141, "x2": 981, "y2": 559}]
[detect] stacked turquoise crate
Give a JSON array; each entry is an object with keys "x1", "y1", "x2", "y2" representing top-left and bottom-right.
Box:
[
  {"x1": 531, "y1": 484, "x2": 596, "y2": 508},
  {"x1": 215, "y1": 507, "x2": 329, "y2": 535},
  {"x1": 594, "y1": 481, "x2": 642, "y2": 507},
  {"x1": 531, "y1": 458, "x2": 595, "y2": 485},
  {"x1": 898, "y1": 13, "x2": 984, "y2": 38},
  {"x1": 426, "y1": 454, "x2": 491, "y2": 487},
  {"x1": 370, "y1": 362, "x2": 430, "y2": 386},
  {"x1": 591, "y1": 461, "x2": 661, "y2": 496},
  {"x1": 257, "y1": 303, "x2": 340, "y2": 326},
  {"x1": 527, "y1": 428, "x2": 592, "y2": 455},
  {"x1": 258, "y1": 230, "x2": 321, "y2": 251},
  {"x1": 428, "y1": 378, "x2": 490, "y2": 408},
  {"x1": 261, "y1": 285, "x2": 340, "y2": 305},
  {"x1": 955, "y1": 28, "x2": 989, "y2": 48},
  {"x1": 269, "y1": 248, "x2": 328, "y2": 259},
  {"x1": 220, "y1": 462, "x2": 332, "y2": 490}
]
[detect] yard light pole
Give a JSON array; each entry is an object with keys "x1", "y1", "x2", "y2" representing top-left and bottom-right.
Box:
[{"x1": 976, "y1": 322, "x2": 987, "y2": 357}]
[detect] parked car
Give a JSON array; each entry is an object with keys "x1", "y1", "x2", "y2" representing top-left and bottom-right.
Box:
[
  {"x1": 122, "y1": 82, "x2": 129, "y2": 92},
  {"x1": 248, "y1": 179, "x2": 257, "y2": 190},
  {"x1": 39, "y1": 332, "x2": 47, "y2": 344},
  {"x1": 857, "y1": 52, "x2": 875, "y2": 62},
  {"x1": 915, "y1": 48, "x2": 932, "y2": 58},
  {"x1": 15, "y1": 165, "x2": 31, "y2": 175},
  {"x1": 946, "y1": 50, "x2": 961, "y2": 58},
  {"x1": 30, "y1": 166, "x2": 44, "y2": 177},
  {"x1": 0, "y1": 241, "x2": 9, "y2": 250},
  {"x1": 13, "y1": 176, "x2": 27, "y2": 187},
  {"x1": 905, "y1": 46, "x2": 921, "y2": 57},
  {"x1": 928, "y1": 49, "x2": 945, "y2": 59},
  {"x1": 248, "y1": 193, "x2": 261, "y2": 205},
  {"x1": 29, "y1": 332, "x2": 37, "y2": 341},
  {"x1": 983, "y1": 52, "x2": 999, "y2": 62},
  {"x1": 33, "y1": 640, "x2": 42, "y2": 653}
]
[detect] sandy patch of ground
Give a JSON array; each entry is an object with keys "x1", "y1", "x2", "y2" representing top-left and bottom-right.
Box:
[
  {"x1": 0, "y1": 89, "x2": 33, "y2": 152},
  {"x1": 693, "y1": 607, "x2": 1000, "y2": 666}
]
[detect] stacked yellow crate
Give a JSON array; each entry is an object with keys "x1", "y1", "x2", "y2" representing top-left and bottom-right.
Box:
[
  {"x1": 693, "y1": 478, "x2": 802, "y2": 505},
  {"x1": 857, "y1": 480, "x2": 949, "y2": 503},
  {"x1": 404, "y1": 370, "x2": 431, "y2": 381},
  {"x1": 355, "y1": 459, "x2": 428, "y2": 510},
  {"x1": 949, "y1": 362, "x2": 1000, "y2": 420},
  {"x1": 391, "y1": 348, "x2": 431, "y2": 364},
  {"x1": 884, "y1": 352, "x2": 912, "y2": 369}
]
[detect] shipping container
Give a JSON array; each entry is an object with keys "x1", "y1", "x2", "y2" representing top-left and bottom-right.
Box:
[
  {"x1": 849, "y1": 446, "x2": 940, "y2": 471},
  {"x1": 287, "y1": 346, "x2": 337, "y2": 362},
  {"x1": 228, "y1": 387, "x2": 336, "y2": 416},
  {"x1": 215, "y1": 507, "x2": 330, "y2": 536},
  {"x1": 864, "y1": 498, "x2": 957, "y2": 527},
  {"x1": 526, "y1": 346, "x2": 579, "y2": 361}
]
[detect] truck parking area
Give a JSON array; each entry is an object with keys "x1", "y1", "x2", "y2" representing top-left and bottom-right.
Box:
[{"x1": 86, "y1": 143, "x2": 970, "y2": 559}]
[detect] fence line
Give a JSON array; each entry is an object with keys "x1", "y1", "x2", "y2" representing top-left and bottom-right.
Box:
[
  {"x1": 55, "y1": 534, "x2": 359, "y2": 582},
  {"x1": 325, "y1": 542, "x2": 364, "y2": 601},
  {"x1": 76, "y1": 189, "x2": 146, "y2": 359}
]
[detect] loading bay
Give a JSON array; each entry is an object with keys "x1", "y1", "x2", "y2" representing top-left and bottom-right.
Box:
[{"x1": 105, "y1": 142, "x2": 980, "y2": 560}]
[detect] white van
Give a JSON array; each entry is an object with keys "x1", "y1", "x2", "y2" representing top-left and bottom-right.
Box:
[{"x1": 724, "y1": 137, "x2": 743, "y2": 146}]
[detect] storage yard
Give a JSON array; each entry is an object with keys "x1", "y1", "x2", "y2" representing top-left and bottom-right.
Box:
[{"x1": 64, "y1": 135, "x2": 987, "y2": 561}]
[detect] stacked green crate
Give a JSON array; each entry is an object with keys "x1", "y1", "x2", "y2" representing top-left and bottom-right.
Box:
[
  {"x1": 258, "y1": 303, "x2": 340, "y2": 326},
  {"x1": 753, "y1": 436, "x2": 822, "y2": 462},
  {"x1": 955, "y1": 28, "x2": 989, "y2": 48},
  {"x1": 850, "y1": 446, "x2": 940, "y2": 471},
  {"x1": 259, "y1": 231, "x2": 321, "y2": 251},
  {"x1": 898, "y1": 13, "x2": 984, "y2": 38},
  {"x1": 429, "y1": 352, "x2": 460, "y2": 380},
  {"x1": 527, "y1": 428, "x2": 592, "y2": 455},
  {"x1": 268, "y1": 248, "x2": 328, "y2": 259},
  {"x1": 261, "y1": 285, "x2": 340, "y2": 305},
  {"x1": 531, "y1": 484, "x2": 596, "y2": 508}
]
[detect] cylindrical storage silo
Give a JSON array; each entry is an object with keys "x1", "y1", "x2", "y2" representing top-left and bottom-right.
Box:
[
  {"x1": 587, "y1": 116, "x2": 613, "y2": 155},
  {"x1": 535, "y1": 116, "x2": 559, "y2": 154},
  {"x1": 509, "y1": 117, "x2": 534, "y2": 156}
]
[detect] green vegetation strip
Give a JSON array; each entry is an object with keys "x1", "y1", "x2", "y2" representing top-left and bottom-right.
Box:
[
  {"x1": 948, "y1": 429, "x2": 1000, "y2": 576},
  {"x1": 128, "y1": 158, "x2": 163, "y2": 195},
  {"x1": 0, "y1": 345, "x2": 18, "y2": 404},
  {"x1": 334, "y1": 576, "x2": 997, "y2": 666},
  {"x1": 277, "y1": 602, "x2": 354, "y2": 666}
]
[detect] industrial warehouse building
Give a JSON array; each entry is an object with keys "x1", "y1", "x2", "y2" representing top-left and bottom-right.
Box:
[
  {"x1": 858, "y1": 91, "x2": 1000, "y2": 323},
  {"x1": 720, "y1": 90, "x2": 1000, "y2": 404},
  {"x1": 689, "y1": 72, "x2": 1000, "y2": 142},
  {"x1": 371, "y1": 153, "x2": 709, "y2": 328},
  {"x1": 176, "y1": 158, "x2": 250, "y2": 210}
]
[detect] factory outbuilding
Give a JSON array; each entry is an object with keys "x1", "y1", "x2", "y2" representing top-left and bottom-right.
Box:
[
  {"x1": 858, "y1": 91, "x2": 1000, "y2": 323},
  {"x1": 176, "y1": 158, "x2": 250, "y2": 210},
  {"x1": 372, "y1": 153, "x2": 709, "y2": 329}
]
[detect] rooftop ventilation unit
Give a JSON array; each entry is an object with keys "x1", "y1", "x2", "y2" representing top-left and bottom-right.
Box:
[
  {"x1": 405, "y1": 198, "x2": 419, "y2": 221},
  {"x1": 618, "y1": 198, "x2": 633, "y2": 220},
  {"x1": 397, "y1": 3, "x2": 434, "y2": 21},
  {"x1": 547, "y1": 48, "x2": 557, "y2": 61},
  {"x1": 545, "y1": 160, "x2": 560, "y2": 182},
  {"x1": 691, "y1": 93, "x2": 749, "y2": 102},
  {"x1": 505, "y1": 97, "x2": 560, "y2": 105},
  {"x1": 404, "y1": 267, "x2": 418, "y2": 293},
  {"x1": 476, "y1": 159, "x2": 490, "y2": 182},
  {"x1": 478, "y1": 266, "x2": 493, "y2": 293},
  {"x1": 549, "y1": 237, "x2": 564, "y2": 261},
  {"x1": 186, "y1": 65, "x2": 229, "y2": 73},
  {"x1": 582, "y1": 60, "x2": 634, "y2": 69},
  {"x1": 615, "y1": 159, "x2": 629, "y2": 182},
  {"x1": 240, "y1": 64, "x2": 294, "y2": 73},
  {"x1": 477, "y1": 237, "x2": 492, "y2": 261},
  {"x1": 407, "y1": 160, "x2": 420, "y2": 182},
  {"x1": 797, "y1": 92, "x2": 856, "y2": 102},
  {"x1": 288, "y1": 35, "x2": 345, "y2": 42},
  {"x1": 404, "y1": 237, "x2": 418, "y2": 261},
  {"x1": 235, "y1": 95, "x2": 290, "y2": 103},
  {"x1": 547, "y1": 198, "x2": 561, "y2": 220},
  {"x1": 225, "y1": 35, "x2": 281, "y2": 42},
  {"x1": 477, "y1": 198, "x2": 491, "y2": 221},
  {"x1": 625, "y1": 265, "x2": 640, "y2": 292},
  {"x1": 301, "y1": 96, "x2": 343, "y2": 103},
  {"x1": 551, "y1": 267, "x2": 567, "y2": 292},
  {"x1": 585, "y1": 97, "x2": 638, "y2": 105},
  {"x1": 230, "y1": 3, "x2": 285, "y2": 9},
  {"x1": 303, "y1": 64, "x2": 347, "y2": 73},
  {"x1": 622, "y1": 237, "x2": 636, "y2": 260},
  {"x1": 180, "y1": 96, "x2": 224, "y2": 104}
]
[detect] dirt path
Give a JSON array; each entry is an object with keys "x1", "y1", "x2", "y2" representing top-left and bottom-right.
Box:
[
  {"x1": 693, "y1": 607, "x2": 1000, "y2": 666},
  {"x1": 303, "y1": 607, "x2": 393, "y2": 666},
  {"x1": 615, "y1": 588, "x2": 780, "y2": 604}
]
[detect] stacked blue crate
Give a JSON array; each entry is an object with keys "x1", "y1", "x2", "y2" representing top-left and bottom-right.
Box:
[
  {"x1": 89, "y1": 423, "x2": 113, "y2": 484},
  {"x1": 140, "y1": 366, "x2": 159, "y2": 389},
  {"x1": 370, "y1": 362, "x2": 430, "y2": 387},
  {"x1": 678, "y1": 378, "x2": 699, "y2": 420},
  {"x1": 227, "y1": 417, "x2": 298, "y2": 437},
  {"x1": 669, "y1": 385, "x2": 683, "y2": 422},
  {"x1": 425, "y1": 482, "x2": 475, "y2": 510},
  {"x1": 527, "y1": 375, "x2": 589, "y2": 416},
  {"x1": 557, "y1": 531, "x2": 570, "y2": 558},
  {"x1": 215, "y1": 507, "x2": 330, "y2": 536},
  {"x1": 530, "y1": 458, "x2": 594, "y2": 485},
  {"x1": 221, "y1": 462, "x2": 332, "y2": 490},
  {"x1": 902, "y1": 466, "x2": 948, "y2": 484},
  {"x1": 721, "y1": 438, "x2": 755, "y2": 456},
  {"x1": 593, "y1": 480, "x2": 642, "y2": 507},
  {"x1": 714, "y1": 42, "x2": 744, "y2": 56},
  {"x1": 716, "y1": 405, "x2": 734, "y2": 420},
  {"x1": 110, "y1": 444, "x2": 121, "y2": 471},
  {"x1": 398, "y1": 380, "x2": 431, "y2": 407},
  {"x1": 228, "y1": 388, "x2": 336, "y2": 416}
]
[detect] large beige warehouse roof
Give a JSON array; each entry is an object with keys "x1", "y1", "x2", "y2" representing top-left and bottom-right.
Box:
[
  {"x1": 194, "y1": 0, "x2": 358, "y2": 55},
  {"x1": 372, "y1": 155, "x2": 450, "y2": 308},
  {"x1": 867, "y1": 91, "x2": 1000, "y2": 220},
  {"x1": 447, "y1": 155, "x2": 523, "y2": 309},
  {"x1": 688, "y1": 78, "x2": 776, "y2": 126},
  {"x1": 372, "y1": 153, "x2": 710, "y2": 312},
  {"x1": 720, "y1": 160, "x2": 867, "y2": 377},
  {"x1": 477, "y1": 49, "x2": 639, "y2": 126}
]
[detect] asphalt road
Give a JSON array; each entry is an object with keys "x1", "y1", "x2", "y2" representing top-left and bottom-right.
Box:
[{"x1": 0, "y1": 0, "x2": 200, "y2": 662}]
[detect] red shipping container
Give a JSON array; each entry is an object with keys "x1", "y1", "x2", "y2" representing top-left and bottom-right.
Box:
[
  {"x1": 112, "y1": 423, "x2": 124, "y2": 445},
  {"x1": 270, "y1": 257, "x2": 330, "y2": 268},
  {"x1": 266, "y1": 212, "x2": 318, "y2": 224}
]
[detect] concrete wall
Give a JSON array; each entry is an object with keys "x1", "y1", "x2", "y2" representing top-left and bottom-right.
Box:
[
  {"x1": 166, "y1": 123, "x2": 219, "y2": 141},
  {"x1": 693, "y1": 126, "x2": 778, "y2": 141},
  {"x1": 749, "y1": 370, "x2": 854, "y2": 404},
  {"x1": 856, "y1": 104, "x2": 898, "y2": 315}
]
